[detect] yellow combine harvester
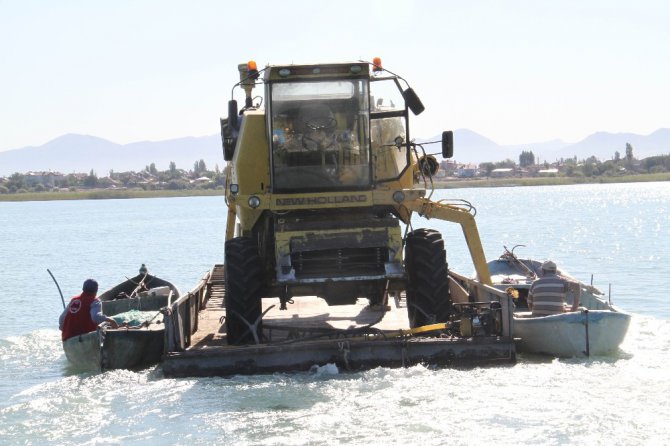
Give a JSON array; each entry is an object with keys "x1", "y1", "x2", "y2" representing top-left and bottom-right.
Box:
[{"x1": 220, "y1": 58, "x2": 495, "y2": 346}]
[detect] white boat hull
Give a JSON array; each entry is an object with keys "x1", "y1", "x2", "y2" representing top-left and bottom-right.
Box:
[{"x1": 514, "y1": 310, "x2": 631, "y2": 357}]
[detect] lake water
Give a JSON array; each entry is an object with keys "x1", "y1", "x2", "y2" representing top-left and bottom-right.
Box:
[{"x1": 1, "y1": 182, "x2": 669, "y2": 445}]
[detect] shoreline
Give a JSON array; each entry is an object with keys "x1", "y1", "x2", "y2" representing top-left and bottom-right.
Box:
[
  {"x1": 434, "y1": 171, "x2": 670, "y2": 189},
  {"x1": 1, "y1": 173, "x2": 669, "y2": 202}
]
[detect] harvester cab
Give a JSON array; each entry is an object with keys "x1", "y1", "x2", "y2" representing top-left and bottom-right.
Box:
[{"x1": 220, "y1": 58, "x2": 492, "y2": 345}]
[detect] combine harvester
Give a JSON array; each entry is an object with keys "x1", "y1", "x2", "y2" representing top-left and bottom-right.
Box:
[{"x1": 161, "y1": 58, "x2": 515, "y2": 377}]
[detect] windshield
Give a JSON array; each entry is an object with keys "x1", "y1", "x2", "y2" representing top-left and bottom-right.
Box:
[{"x1": 270, "y1": 80, "x2": 370, "y2": 191}]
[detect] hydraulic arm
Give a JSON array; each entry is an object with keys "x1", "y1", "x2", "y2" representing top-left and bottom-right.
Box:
[{"x1": 404, "y1": 198, "x2": 492, "y2": 285}]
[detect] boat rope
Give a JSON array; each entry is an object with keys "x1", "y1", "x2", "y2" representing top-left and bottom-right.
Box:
[
  {"x1": 583, "y1": 309, "x2": 590, "y2": 357},
  {"x1": 128, "y1": 272, "x2": 150, "y2": 298},
  {"x1": 501, "y1": 245, "x2": 537, "y2": 279},
  {"x1": 401, "y1": 338, "x2": 408, "y2": 367},
  {"x1": 229, "y1": 305, "x2": 276, "y2": 344},
  {"x1": 143, "y1": 310, "x2": 162, "y2": 327},
  {"x1": 97, "y1": 325, "x2": 107, "y2": 370},
  {"x1": 338, "y1": 341, "x2": 351, "y2": 370}
]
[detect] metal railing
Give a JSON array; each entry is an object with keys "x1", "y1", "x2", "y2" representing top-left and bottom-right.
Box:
[{"x1": 162, "y1": 268, "x2": 213, "y2": 353}]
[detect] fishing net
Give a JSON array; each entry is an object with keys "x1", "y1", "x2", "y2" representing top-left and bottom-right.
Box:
[{"x1": 111, "y1": 310, "x2": 163, "y2": 327}]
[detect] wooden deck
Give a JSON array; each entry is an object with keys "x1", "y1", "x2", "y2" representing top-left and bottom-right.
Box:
[{"x1": 190, "y1": 293, "x2": 409, "y2": 348}]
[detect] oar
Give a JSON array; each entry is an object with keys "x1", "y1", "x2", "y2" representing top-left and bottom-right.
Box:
[{"x1": 47, "y1": 269, "x2": 66, "y2": 309}]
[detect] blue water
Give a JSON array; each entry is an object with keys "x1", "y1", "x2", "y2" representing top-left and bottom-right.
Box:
[{"x1": 1, "y1": 183, "x2": 669, "y2": 445}]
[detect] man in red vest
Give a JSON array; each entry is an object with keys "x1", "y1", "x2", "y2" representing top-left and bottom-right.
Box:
[{"x1": 59, "y1": 279, "x2": 119, "y2": 341}]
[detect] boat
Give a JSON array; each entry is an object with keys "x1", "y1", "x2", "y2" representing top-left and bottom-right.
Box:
[
  {"x1": 485, "y1": 246, "x2": 631, "y2": 357},
  {"x1": 62, "y1": 265, "x2": 181, "y2": 370}
]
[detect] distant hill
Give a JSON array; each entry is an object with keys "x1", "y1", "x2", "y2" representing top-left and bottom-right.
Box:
[
  {"x1": 1, "y1": 129, "x2": 668, "y2": 176},
  {"x1": 422, "y1": 128, "x2": 670, "y2": 165},
  {"x1": 0, "y1": 134, "x2": 223, "y2": 176},
  {"x1": 546, "y1": 128, "x2": 670, "y2": 162}
]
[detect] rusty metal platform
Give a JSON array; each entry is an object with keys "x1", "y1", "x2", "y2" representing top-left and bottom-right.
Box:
[
  {"x1": 161, "y1": 266, "x2": 515, "y2": 377},
  {"x1": 162, "y1": 335, "x2": 514, "y2": 377}
]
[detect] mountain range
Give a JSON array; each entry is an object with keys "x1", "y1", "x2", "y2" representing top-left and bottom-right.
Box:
[{"x1": 1, "y1": 129, "x2": 668, "y2": 177}]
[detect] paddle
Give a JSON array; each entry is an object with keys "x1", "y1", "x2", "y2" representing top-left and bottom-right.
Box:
[{"x1": 47, "y1": 269, "x2": 66, "y2": 309}]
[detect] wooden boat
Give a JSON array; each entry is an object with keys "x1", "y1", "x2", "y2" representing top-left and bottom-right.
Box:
[
  {"x1": 485, "y1": 246, "x2": 631, "y2": 357},
  {"x1": 62, "y1": 265, "x2": 181, "y2": 370}
]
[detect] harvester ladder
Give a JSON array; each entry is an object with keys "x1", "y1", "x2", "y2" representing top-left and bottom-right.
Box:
[{"x1": 207, "y1": 264, "x2": 226, "y2": 308}]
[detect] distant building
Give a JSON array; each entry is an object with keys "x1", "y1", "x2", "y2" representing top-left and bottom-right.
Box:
[
  {"x1": 457, "y1": 164, "x2": 479, "y2": 178},
  {"x1": 537, "y1": 168, "x2": 559, "y2": 176},
  {"x1": 490, "y1": 168, "x2": 514, "y2": 178},
  {"x1": 24, "y1": 171, "x2": 64, "y2": 187},
  {"x1": 440, "y1": 160, "x2": 459, "y2": 176}
]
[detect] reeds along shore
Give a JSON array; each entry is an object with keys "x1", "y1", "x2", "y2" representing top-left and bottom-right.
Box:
[{"x1": 1, "y1": 172, "x2": 669, "y2": 202}]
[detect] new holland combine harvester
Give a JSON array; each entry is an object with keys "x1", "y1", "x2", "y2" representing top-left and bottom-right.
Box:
[{"x1": 162, "y1": 58, "x2": 515, "y2": 377}]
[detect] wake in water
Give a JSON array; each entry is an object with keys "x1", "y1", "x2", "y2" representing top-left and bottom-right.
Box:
[{"x1": 0, "y1": 315, "x2": 668, "y2": 445}]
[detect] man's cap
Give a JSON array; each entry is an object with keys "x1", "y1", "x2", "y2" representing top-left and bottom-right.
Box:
[
  {"x1": 541, "y1": 260, "x2": 557, "y2": 272},
  {"x1": 82, "y1": 279, "x2": 99, "y2": 293}
]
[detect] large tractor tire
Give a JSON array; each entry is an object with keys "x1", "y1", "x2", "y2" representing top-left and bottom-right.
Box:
[
  {"x1": 224, "y1": 237, "x2": 263, "y2": 345},
  {"x1": 405, "y1": 228, "x2": 452, "y2": 328}
]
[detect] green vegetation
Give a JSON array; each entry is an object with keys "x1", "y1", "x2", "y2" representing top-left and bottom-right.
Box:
[
  {"x1": 0, "y1": 158, "x2": 226, "y2": 202},
  {"x1": 1, "y1": 144, "x2": 669, "y2": 202},
  {"x1": 435, "y1": 171, "x2": 670, "y2": 189},
  {"x1": 0, "y1": 188, "x2": 223, "y2": 202},
  {"x1": 445, "y1": 143, "x2": 670, "y2": 187}
]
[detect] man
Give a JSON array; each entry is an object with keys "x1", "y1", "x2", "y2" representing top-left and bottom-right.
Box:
[
  {"x1": 59, "y1": 279, "x2": 118, "y2": 341},
  {"x1": 527, "y1": 261, "x2": 580, "y2": 316}
]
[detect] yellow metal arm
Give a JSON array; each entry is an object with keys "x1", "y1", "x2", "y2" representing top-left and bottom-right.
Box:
[
  {"x1": 404, "y1": 198, "x2": 492, "y2": 285},
  {"x1": 224, "y1": 163, "x2": 237, "y2": 240},
  {"x1": 225, "y1": 206, "x2": 237, "y2": 240}
]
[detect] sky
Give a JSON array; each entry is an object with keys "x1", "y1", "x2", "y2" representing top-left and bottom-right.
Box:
[{"x1": 1, "y1": 0, "x2": 668, "y2": 152}]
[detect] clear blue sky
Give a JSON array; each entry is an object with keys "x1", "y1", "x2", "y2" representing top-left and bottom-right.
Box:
[{"x1": 1, "y1": 0, "x2": 668, "y2": 151}]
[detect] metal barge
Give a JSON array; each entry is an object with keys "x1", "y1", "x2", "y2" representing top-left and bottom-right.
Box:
[
  {"x1": 159, "y1": 58, "x2": 519, "y2": 377},
  {"x1": 161, "y1": 265, "x2": 516, "y2": 377}
]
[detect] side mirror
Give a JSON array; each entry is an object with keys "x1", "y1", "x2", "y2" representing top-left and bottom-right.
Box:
[
  {"x1": 402, "y1": 88, "x2": 425, "y2": 116},
  {"x1": 222, "y1": 100, "x2": 240, "y2": 161},
  {"x1": 228, "y1": 100, "x2": 238, "y2": 129},
  {"x1": 221, "y1": 118, "x2": 235, "y2": 161},
  {"x1": 442, "y1": 131, "x2": 453, "y2": 158}
]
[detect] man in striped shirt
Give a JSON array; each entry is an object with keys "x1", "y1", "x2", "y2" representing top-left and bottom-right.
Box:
[{"x1": 528, "y1": 261, "x2": 580, "y2": 316}]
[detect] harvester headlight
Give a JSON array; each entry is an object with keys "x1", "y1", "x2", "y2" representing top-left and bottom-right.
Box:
[
  {"x1": 392, "y1": 191, "x2": 405, "y2": 203},
  {"x1": 230, "y1": 183, "x2": 239, "y2": 195},
  {"x1": 248, "y1": 196, "x2": 261, "y2": 209},
  {"x1": 279, "y1": 68, "x2": 291, "y2": 77}
]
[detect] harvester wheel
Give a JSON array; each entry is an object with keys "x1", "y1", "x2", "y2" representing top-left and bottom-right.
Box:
[
  {"x1": 405, "y1": 228, "x2": 452, "y2": 328},
  {"x1": 224, "y1": 237, "x2": 263, "y2": 345}
]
